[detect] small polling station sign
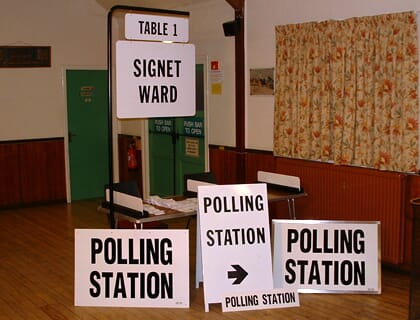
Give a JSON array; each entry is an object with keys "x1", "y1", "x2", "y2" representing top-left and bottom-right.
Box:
[
  {"x1": 272, "y1": 220, "x2": 381, "y2": 294},
  {"x1": 222, "y1": 288, "x2": 300, "y2": 312},
  {"x1": 198, "y1": 184, "x2": 274, "y2": 312},
  {"x1": 74, "y1": 229, "x2": 190, "y2": 308}
]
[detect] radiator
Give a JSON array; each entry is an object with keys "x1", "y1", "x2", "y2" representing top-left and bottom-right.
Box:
[{"x1": 276, "y1": 159, "x2": 406, "y2": 265}]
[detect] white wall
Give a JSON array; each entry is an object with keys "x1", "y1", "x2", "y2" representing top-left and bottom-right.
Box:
[
  {"x1": 0, "y1": 0, "x2": 107, "y2": 141},
  {"x1": 246, "y1": 0, "x2": 420, "y2": 151},
  {"x1": 2, "y1": 0, "x2": 419, "y2": 152},
  {"x1": 171, "y1": 0, "x2": 236, "y2": 147}
]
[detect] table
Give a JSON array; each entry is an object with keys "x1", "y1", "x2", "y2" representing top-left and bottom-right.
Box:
[
  {"x1": 266, "y1": 186, "x2": 308, "y2": 219},
  {"x1": 100, "y1": 184, "x2": 308, "y2": 229},
  {"x1": 98, "y1": 204, "x2": 196, "y2": 229}
]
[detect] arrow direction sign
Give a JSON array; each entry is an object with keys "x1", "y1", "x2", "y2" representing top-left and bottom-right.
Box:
[
  {"x1": 228, "y1": 265, "x2": 248, "y2": 285},
  {"x1": 198, "y1": 184, "x2": 274, "y2": 312}
]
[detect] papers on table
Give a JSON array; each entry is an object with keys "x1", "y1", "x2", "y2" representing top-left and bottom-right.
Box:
[{"x1": 146, "y1": 196, "x2": 198, "y2": 213}]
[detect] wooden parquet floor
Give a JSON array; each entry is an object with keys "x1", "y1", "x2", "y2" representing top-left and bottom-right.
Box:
[{"x1": 0, "y1": 199, "x2": 411, "y2": 319}]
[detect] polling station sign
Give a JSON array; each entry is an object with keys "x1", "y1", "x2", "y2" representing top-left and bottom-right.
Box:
[
  {"x1": 74, "y1": 229, "x2": 189, "y2": 308},
  {"x1": 198, "y1": 184, "x2": 274, "y2": 311},
  {"x1": 116, "y1": 40, "x2": 195, "y2": 119},
  {"x1": 272, "y1": 220, "x2": 381, "y2": 294},
  {"x1": 222, "y1": 288, "x2": 300, "y2": 312}
]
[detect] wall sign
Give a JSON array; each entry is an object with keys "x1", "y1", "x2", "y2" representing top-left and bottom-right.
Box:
[
  {"x1": 185, "y1": 137, "x2": 199, "y2": 157},
  {"x1": 198, "y1": 184, "x2": 274, "y2": 312},
  {"x1": 0, "y1": 46, "x2": 51, "y2": 68},
  {"x1": 116, "y1": 40, "x2": 195, "y2": 119},
  {"x1": 272, "y1": 220, "x2": 381, "y2": 294},
  {"x1": 75, "y1": 229, "x2": 190, "y2": 308}
]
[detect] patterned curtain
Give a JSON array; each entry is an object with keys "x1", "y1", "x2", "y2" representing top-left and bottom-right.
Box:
[{"x1": 274, "y1": 11, "x2": 419, "y2": 172}]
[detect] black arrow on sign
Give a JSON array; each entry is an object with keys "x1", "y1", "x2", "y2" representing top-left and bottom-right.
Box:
[{"x1": 228, "y1": 264, "x2": 248, "y2": 285}]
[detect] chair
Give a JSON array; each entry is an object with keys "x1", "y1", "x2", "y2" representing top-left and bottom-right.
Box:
[
  {"x1": 257, "y1": 171, "x2": 307, "y2": 219},
  {"x1": 183, "y1": 172, "x2": 216, "y2": 227},
  {"x1": 183, "y1": 172, "x2": 216, "y2": 197}
]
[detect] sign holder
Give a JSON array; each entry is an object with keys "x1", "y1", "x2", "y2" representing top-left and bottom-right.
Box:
[{"x1": 106, "y1": 6, "x2": 191, "y2": 228}]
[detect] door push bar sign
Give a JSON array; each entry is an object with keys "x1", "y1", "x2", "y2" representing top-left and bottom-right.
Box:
[{"x1": 125, "y1": 13, "x2": 189, "y2": 43}]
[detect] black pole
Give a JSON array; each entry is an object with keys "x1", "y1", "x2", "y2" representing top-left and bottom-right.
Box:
[
  {"x1": 171, "y1": 118, "x2": 177, "y2": 194},
  {"x1": 107, "y1": 7, "x2": 115, "y2": 229},
  {"x1": 107, "y1": 5, "x2": 190, "y2": 228}
]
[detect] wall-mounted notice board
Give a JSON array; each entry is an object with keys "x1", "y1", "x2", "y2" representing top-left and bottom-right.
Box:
[{"x1": 0, "y1": 46, "x2": 51, "y2": 68}]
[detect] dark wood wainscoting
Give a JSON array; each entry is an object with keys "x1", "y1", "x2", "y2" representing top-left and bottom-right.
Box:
[
  {"x1": 0, "y1": 138, "x2": 66, "y2": 208},
  {"x1": 209, "y1": 145, "x2": 420, "y2": 268}
]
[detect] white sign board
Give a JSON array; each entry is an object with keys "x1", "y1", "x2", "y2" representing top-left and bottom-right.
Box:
[
  {"x1": 75, "y1": 229, "x2": 190, "y2": 308},
  {"x1": 272, "y1": 220, "x2": 381, "y2": 293},
  {"x1": 222, "y1": 288, "x2": 300, "y2": 312},
  {"x1": 116, "y1": 40, "x2": 195, "y2": 118},
  {"x1": 125, "y1": 13, "x2": 189, "y2": 42},
  {"x1": 198, "y1": 184, "x2": 273, "y2": 311}
]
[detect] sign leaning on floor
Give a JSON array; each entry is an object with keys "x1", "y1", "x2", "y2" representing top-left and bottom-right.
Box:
[
  {"x1": 74, "y1": 229, "x2": 189, "y2": 308},
  {"x1": 272, "y1": 220, "x2": 381, "y2": 294},
  {"x1": 198, "y1": 183, "x2": 299, "y2": 312}
]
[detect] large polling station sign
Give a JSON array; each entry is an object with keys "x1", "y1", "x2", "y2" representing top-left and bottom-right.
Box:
[
  {"x1": 74, "y1": 229, "x2": 190, "y2": 308},
  {"x1": 115, "y1": 13, "x2": 195, "y2": 119},
  {"x1": 198, "y1": 184, "x2": 274, "y2": 311},
  {"x1": 272, "y1": 220, "x2": 381, "y2": 294}
]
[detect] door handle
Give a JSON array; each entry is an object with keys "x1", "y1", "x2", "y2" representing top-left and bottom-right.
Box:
[{"x1": 68, "y1": 131, "x2": 77, "y2": 143}]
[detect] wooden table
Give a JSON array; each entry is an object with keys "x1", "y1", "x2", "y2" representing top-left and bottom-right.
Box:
[{"x1": 99, "y1": 204, "x2": 196, "y2": 229}]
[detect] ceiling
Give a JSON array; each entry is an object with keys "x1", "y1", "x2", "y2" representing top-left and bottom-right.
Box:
[{"x1": 95, "y1": 0, "x2": 213, "y2": 11}]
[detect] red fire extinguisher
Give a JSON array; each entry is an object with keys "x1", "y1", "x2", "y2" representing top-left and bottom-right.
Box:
[{"x1": 127, "y1": 143, "x2": 137, "y2": 169}]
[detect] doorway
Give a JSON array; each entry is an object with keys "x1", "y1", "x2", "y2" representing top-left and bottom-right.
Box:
[
  {"x1": 66, "y1": 69, "x2": 109, "y2": 200},
  {"x1": 148, "y1": 64, "x2": 206, "y2": 197}
]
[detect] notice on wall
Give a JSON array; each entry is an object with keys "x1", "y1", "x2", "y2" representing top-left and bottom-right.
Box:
[
  {"x1": 116, "y1": 40, "x2": 195, "y2": 119},
  {"x1": 210, "y1": 60, "x2": 223, "y2": 95},
  {"x1": 272, "y1": 220, "x2": 381, "y2": 294},
  {"x1": 198, "y1": 184, "x2": 274, "y2": 312},
  {"x1": 74, "y1": 229, "x2": 190, "y2": 308},
  {"x1": 185, "y1": 137, "x2": 199, "y2": 157}
]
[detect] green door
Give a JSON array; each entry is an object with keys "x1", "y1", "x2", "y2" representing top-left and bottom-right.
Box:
[
  {"x1": 149, "y1": 64, "x2": 205, "y2": 197},
  {"x1": 66, "y1": 69, "x2": 109, "y2": 200}
]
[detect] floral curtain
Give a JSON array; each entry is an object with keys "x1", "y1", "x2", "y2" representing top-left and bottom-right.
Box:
[{"x1": 274, "y1": 11, "x2": 419, "y2": 172}]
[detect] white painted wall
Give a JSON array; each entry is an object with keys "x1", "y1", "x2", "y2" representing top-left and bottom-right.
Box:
[
  {"x1": 0, "y1": 0, "x2": 107, "y2": 141},
  {"x1": 1, "y1": 0, "x2": 419, "y2": 153},
  {"x1": 156, "y1": 0, "x2": 236, "y2": 147}
]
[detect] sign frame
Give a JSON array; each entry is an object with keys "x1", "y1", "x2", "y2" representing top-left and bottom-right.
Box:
[
  {"x1": 74, "y1": 229, "x2": 190, "y2": 308},
  {"x1": 198, "y1": 183, "x2": 274, "y2": 312},
  {"x1": 115, "y1": 40, "x2": 196, "y2": 119},
  {"x1": 272, "y1": 219, "x2": 381, "y2": 294},
  {"x1": 125, "y1": 13, "x2": 189, "y2": 42}
]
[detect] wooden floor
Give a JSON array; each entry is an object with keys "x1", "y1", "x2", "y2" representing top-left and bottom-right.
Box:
[{"x1": 0, "y1": 199, "x2": 411, "y2": 319}]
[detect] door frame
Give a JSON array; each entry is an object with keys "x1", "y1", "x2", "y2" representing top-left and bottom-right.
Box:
[
  {"x1": 62, "y1": 65, "x2": 108, "y2": 203},
  {"x1": 142, "y1": 55, "x2": 210, "y2": 198}
]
